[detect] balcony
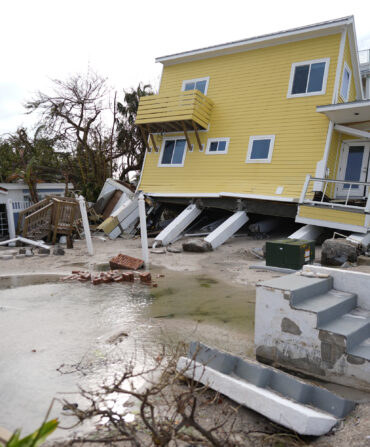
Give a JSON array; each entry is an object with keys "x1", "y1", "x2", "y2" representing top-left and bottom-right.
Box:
[
  {"x1": 135, "y1": 90, "x2": 213, "y2": 150},
  {"x1": 296, "y1": 175, "x2": 370, "y2": 233}
]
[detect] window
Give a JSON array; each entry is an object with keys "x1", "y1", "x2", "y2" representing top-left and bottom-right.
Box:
[
  {"x1": 246, "y1": 135, "x2": 275, "y2": 163},
  {"x1": 340, "y1": 62, "x2": 351, "y2": 102},
  {"x1": 287, "y1": 58, "x2": 330, "y2": 97},
  {"x1": 205, "y1": 138, "x2": 230, "y2": 154},
  {"x1": 158, "y1": 138, "x2": 187, "y2": 167},
  {"x1": 182, "y1": 77, "x2": 210, "y2": 95}
]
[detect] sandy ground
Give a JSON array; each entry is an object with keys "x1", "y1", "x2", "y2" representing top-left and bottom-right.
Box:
[{"x1": 2, "y1": 234, "x2": 370, "y2": 446}]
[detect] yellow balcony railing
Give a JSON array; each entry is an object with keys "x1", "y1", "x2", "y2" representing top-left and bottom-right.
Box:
[{"x1": 135, "y1": 90, "x2": 213, "y2": 132}]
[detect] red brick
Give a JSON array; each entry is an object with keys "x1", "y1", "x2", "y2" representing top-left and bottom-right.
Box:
[
  {"x1": 109, "y1": 253, "x2": 144, "y2": 271},
  {"x1": 139, "y1": 272, "x2": 152, "y2": 283}
]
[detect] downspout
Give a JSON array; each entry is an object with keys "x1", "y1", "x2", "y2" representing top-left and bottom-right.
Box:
[{"x1": 314, "y1": 28, "x2": 347, "y2": 189}]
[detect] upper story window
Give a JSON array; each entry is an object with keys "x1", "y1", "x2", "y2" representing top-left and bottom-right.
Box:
[
  {"x1": 340, "y1": 62, "x2": 352, "y2": 102},
  {"x1": 287, "y1": 58, "x2": 330, "y2": 98},
  {"x1": 158, "y1": 138, "x2": 187, "y2": 167},
  {"x1": 182, "y1": 77, "x2": 210, "y2": 95},
  {"x1": 246, "y1": 135, "x2": 275, "y2": 163},
  {"x1": 205, "y1": 138, "x2": 230, "y2": 154}
]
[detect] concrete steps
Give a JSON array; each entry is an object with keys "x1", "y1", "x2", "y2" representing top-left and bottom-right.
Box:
[
  {"x1": 290, "y1": 277, "x2": 370, "y2": 361},
  {"x1": 262, "y1": 274, "x2": 370, "y2": 363},
  {"x1": 320, "y1": 314, "x2": 370, "y2": 351},
  {"x1": 178, "y1": 342, "x2": 355, "y2": 435},
  {"x1": 293, "y1": 290, "x2": 357, "y2": 326},
  {"x1": 348, "y1": 337, "x2": 370, "y2": 360}
]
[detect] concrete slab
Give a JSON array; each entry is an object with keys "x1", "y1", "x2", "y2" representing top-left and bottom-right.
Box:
[{"x1": 177, "y1": 342, "x2": 355, "y2": 435}]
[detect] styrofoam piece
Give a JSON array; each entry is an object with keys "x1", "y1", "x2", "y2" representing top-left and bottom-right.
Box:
[
  {"x1": 154, "y1": 204, "x2": 202, "y2": 247},
  {"x1": 289, "y1": 224, "x2": 323, "y2": 241},
  {"x1": 204, "y1": 210, "x2": 249, "y2": 249},
  {"x1": 108, "y1": 200, "x2": 139, "y2": 240},
  {"x1": 177, "y1": 357, "x2": 337, "y2": 436}
]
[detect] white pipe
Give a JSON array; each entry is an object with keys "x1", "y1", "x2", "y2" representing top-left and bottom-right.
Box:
[
  {"x1": 138, "y1": 192, "x2": 149, "y2": 268},
  {"x1": 78, "y1": 195, "x2": 93, "y2": 256},
  {"x1": 6, "y1": 199, "x2": 16, "y2": 245}
]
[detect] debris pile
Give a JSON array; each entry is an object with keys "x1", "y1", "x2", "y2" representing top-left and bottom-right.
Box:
[{"x1": 61, "y1": 270, "x2": 154, "y2": 286}]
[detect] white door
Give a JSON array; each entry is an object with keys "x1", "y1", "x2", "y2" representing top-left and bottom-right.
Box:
[{"x1": 336, "y1": 143, "x2": 370, "y2": 198}]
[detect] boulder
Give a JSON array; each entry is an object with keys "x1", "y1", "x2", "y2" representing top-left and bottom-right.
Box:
[
  {"x1": 38, "y1": 247, "x2": 51, "y2": 255},
  {"x1": 182, "y1": 239, "x2": 213, "y2": 253},
  {"x1": 321, "y1": 238, "x2": 359, "y2": 266},
  {"x1": 53, "y1": 246, "x2": 65, "y2": 256}
]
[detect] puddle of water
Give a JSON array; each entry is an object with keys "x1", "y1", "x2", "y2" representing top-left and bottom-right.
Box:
[
  {"x1": 0, "y1": 270, "x2": 255, "y2": 438},
  {"x1": 148, "y1": 271, "x2": 255, "y2": 332}
]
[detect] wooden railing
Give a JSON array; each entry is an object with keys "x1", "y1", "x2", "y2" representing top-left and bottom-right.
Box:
[
  {"x1": 16, "y1": 198, "x2": 52, "y2": 234},
  {"x1": 136, "y1": 90, "x2": 214, "y2": 130},
  {"x1": 23, "y1": 202, "x2": 54, "y2": 239},
  {"x1": 299, "y1": 175, "x2": 370, "y2": 212}
]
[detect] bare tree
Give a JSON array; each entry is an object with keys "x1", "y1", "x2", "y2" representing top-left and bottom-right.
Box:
[{"x1": 25, "y1": 71, "x2": 114, "y2": 201}]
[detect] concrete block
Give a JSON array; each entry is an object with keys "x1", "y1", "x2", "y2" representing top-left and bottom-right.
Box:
[
  {"x1": 204, "y1": 210, "x2": 249, "y2": 249},
  {"x1": 0, "y1": 255, "x2": 13, "y2": 260},
  {"x1": 155, "y1": 203, "x2": 202, "y2": 247}
]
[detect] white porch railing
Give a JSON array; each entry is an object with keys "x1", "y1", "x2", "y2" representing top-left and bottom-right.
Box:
[{"x1": 299, "y1": 175, "x2": 370, "y2": 213}]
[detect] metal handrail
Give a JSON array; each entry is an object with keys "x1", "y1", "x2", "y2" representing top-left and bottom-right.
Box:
[{"x1": 299, "y1": 175, "x2": 370, "y2": 213}]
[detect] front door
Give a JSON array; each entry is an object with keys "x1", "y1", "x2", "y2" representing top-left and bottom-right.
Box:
[{"x1": 336, "y1": 143, "x2": 370, "y2": 198}]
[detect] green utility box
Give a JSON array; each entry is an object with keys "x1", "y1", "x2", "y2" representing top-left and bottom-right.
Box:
[{"x1": 265, "y1": 239, "x2": 315, "y2": 270}]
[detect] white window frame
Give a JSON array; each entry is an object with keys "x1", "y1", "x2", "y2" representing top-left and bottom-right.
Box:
[
  {"x1": 246, "y1": 135, "x2": 275, "y2": 163},
  {"x1": 158, "y1": 136, "x2": 187, "y2": 168},
  {"x1": 205, "y1": 138, "x2": 230, "y2": 154},
  {"x1": 340, "y1": 62, "x2": 352, "y2": 102},
  {"x1": 287, "y1": 58, "x2": 330, "y2": 98},
  {"x1": 181, "y1": 77, "x2": 210, "y2": 95}
]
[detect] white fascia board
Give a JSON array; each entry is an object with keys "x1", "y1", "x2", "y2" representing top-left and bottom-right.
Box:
[
  {"x1": 317, "y1": 100, "x2": 370, "y2": 112},
  {"x1": 347, "y1": 21, "x2": 364, "y2": 100},
  {"x1": 220, "y1": 192, "x2": 297, "y2": 202},
  {"x1": 156, "y1": 17, "x2": 352, "y2": 66},
  {"x1": 146, "y1": 192, "x2": 220, "y2": 198}
]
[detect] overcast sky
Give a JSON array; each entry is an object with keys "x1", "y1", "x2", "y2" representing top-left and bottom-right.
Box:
[{"x1": 1, "y1": 0, "x2": 370, "y2": 135}]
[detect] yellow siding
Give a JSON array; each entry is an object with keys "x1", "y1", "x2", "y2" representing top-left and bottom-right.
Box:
[
  {"x1": 337, "y1": 33, "x2": 357, "y2": 103},
  {"x1": 298, "y1": 205, "x2": 366, "y2": 226},
  {"x1": 140, "y1": 34, "x2": 341, "y2": 198}
]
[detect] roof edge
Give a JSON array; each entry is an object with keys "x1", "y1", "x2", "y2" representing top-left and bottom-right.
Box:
[{"x1": 156, "y1": 16, "x2": 354, "y2": 65}]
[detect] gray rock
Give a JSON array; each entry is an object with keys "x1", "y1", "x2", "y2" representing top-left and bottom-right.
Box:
[
  {"x1": 0, "y1": 255, "x2": 13, "y2": 260},
  {"x1": 16, "y1": 254, "x2": 26, "y2": 259},
  {"x1": 38, "y1": 247, "x2": 51, "y2": 255},
  {"x1": 150, "y1": 248, "x2": 166, "y2": 254},
  {"x1": 321, "y1": 238, "x2": 359, "y2": 266},
  {"x1": 53, "y1": 246, "x2": 65, "y2": 256},
  {"x1": 166, "y1": 246, "x2": 182, "y2": 253},
  {"x1": 182, "y1": 239, "x2": 213, "y2": 253}
]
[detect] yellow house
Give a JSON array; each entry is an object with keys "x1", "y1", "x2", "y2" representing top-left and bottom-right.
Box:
[{"x1": 136, "y1": 16, "x2": 370, "y2": 244}]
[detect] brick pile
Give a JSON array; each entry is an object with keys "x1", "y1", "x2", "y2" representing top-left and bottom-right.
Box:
[{"x1": 61, "y1": 270, "x2": 155, "y2": 286}]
